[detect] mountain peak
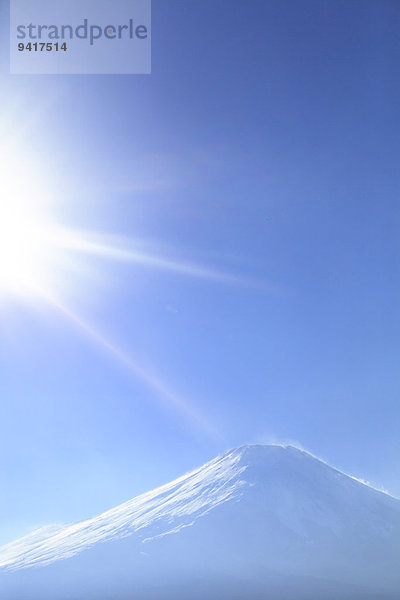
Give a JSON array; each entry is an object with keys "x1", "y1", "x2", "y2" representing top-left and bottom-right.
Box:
[
  {"x1": 1, "y1": 444, "x2": 400, "y2": 599},
  {"x1": 233, "y1": 442, "x2": 307, "y2": 458},
  {"x1": 229, "y1": 442, "x2": 333, "y2": 479}
]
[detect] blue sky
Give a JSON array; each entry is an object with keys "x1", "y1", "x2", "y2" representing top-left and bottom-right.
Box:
[{"x1": 0, "y1": 0, "x2": 399, "y2": 544}]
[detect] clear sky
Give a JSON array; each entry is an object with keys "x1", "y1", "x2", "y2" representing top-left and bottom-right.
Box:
[{"x1": 0, "y1": 0, "x2": 399, "y2": 545}]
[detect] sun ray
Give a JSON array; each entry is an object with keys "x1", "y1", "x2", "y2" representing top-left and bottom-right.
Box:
[
  {"x1": 51, "y1": 230, "x2": 277, "y2": 291},
  {"x1": 62, "y1": 236, "x2": 242, "y2": 283},
  {"x1": 33, "y1": 285, "x2": 216, "y2": 436},
  {"x1": 0, "y1": 143, "x2": 273, "y2": 298}
]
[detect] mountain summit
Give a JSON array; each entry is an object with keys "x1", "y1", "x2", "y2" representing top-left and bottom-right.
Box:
[{"x1": 1, "y1": 445, "x2": 399, "y2": 599}]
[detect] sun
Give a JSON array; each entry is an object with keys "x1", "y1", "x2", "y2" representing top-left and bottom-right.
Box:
[
  {"x1": 0, "y1": 149, "x2": 56, "y2": 297},
  {"x1": 0, "y1": 202, "x2": 46, "y2": 293}
]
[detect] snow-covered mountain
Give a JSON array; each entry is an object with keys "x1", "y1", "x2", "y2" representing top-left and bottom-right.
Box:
[{"x1": 1, "y1": 445, "x2": 400, "y2": 599}]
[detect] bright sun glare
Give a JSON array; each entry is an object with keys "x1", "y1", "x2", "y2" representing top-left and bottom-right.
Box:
[
  {"x1": 0, "y1": 150, "x2": 54, "y2": 296},
  {"x1": 0, "y1": 149, "x2": 245, "y2": 300},
  {"x1": 0, "y1": 202, "x2": 47, "y2": 293}
]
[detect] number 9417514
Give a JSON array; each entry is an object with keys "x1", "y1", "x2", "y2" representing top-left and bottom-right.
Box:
[{"x1": 18, "y1": 42, "x2": 67, "y2": 51}]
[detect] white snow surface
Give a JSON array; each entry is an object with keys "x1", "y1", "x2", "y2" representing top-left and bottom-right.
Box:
[
  {"x1": 1, "y1": 443, "x2": 400, "y2": 597},
  {"x1": 0, "y1": 445, "x2": 247, "y2": 570}
]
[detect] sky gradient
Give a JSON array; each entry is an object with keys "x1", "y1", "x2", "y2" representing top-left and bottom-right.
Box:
[{"x1": 0, "y1": 0, "x2": 399, "y2": 545}]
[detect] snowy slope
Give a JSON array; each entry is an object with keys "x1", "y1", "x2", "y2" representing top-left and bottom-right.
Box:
[{"x1": 1, "y1": 445, "x2": 400, "y2": 599}]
